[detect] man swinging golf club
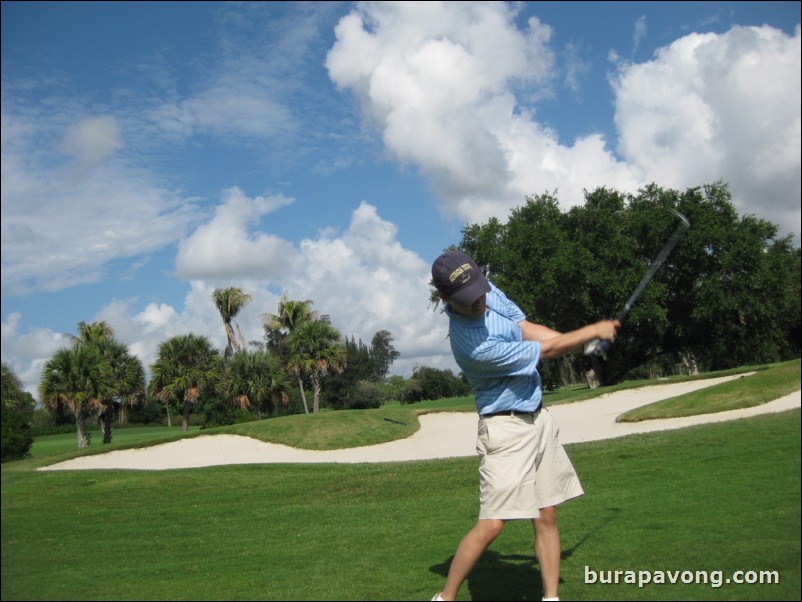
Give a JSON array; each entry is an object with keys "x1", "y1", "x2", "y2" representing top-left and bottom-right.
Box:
[{"x1": 430, "y1": 250, "x2": 620, "y2": 602}]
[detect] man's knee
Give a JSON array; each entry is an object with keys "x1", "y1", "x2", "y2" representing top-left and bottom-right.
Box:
[
  {"x1": 476, "y1": 518, "x2": 505, "y2": 542},
  {"x1": 534, "y1": 506, "x2": 558, "y2": 529}
]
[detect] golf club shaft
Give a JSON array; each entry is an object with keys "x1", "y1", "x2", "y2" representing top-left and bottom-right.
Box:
[
  {"x1": 616, "y1": 214, "x2": 690, "y2": 321},
  {"x1": 585, "y1": 209, "x2": 690, "y2": 357}
]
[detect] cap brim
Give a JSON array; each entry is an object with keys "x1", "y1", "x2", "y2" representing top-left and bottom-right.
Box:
[{"x1": 449, "y1": 275, "x2": 490, "y2": 306}]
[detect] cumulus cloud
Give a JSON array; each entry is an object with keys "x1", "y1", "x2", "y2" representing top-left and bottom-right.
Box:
[
  {"x1": 612, "y1": 24, "x2": 801, "y2": 240},
  {"x1": 1, "y1": 313, "x2": 70, "y2": 398},
  {"x1": 5, "y1": 198, "x2": 451, "y2": 400},
  {"x1": 328, "y1": 4, "x2": 800, "y2": 241},
  {"x1": 326, "y1": 1, "x2": 643, "y2": 224},
  {"x1": 282, "y1": 201, "x2": 443, "y2": 370},
  {"x1": 175, "y1": 187, "x2": 297, "y2": 280}
]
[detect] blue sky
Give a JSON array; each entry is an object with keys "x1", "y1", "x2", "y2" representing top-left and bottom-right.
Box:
[{"x1": 2, "y1": 1, "x2": 800, "y2": 399}]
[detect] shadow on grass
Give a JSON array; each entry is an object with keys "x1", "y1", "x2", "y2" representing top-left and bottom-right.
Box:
[
  {"x1": 561, "y1": 507, "x2": 622, "y2": 561},
  {"x1": 429, "y1": 507, "x2": 622, "y2": 600},
  {"x1": 431, "y1": 550, "x2": 543, "y2": 601}
]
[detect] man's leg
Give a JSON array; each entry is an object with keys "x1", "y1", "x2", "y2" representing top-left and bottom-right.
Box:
[
  {"x1": 439, "y1": 519, "x2": 505, "y2": 601},
  {"x1": 534, "y1": 506, "x2": 561, "y2": 599}
]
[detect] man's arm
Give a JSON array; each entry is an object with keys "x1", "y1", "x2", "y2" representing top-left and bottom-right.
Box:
[
  {"x1": 520, "y1": 320, "x2": 586, "y2": 354},
  {"x1": 519, "y1": 320, "x2": 561, "y2": 343},
  {"x1": 538, "y1": 320, "x2": 620, "y2": 360}
]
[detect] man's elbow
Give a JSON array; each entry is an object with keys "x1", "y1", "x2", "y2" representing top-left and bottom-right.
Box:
[{"x1": 539, "y1": 343, "x2": 557, "y2": 361}]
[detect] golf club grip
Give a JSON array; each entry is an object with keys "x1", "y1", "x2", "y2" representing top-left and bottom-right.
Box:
[{"x1": 584, "y1": 339, "x2": 610, "y2": 357}]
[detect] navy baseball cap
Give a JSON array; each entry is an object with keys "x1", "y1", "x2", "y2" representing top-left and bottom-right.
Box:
[{"x1": 431, "y1": 250, "x2": 491, "y2": 306}]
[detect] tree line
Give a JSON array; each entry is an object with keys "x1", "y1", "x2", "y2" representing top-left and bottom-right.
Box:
[{"x1": 3, "y1": 291, "x2": 453, "y2": 457}]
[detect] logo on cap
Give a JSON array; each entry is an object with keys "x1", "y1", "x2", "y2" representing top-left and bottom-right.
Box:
[{"x1": 449, "y1": 263, "x2": 473, "y2": 284}]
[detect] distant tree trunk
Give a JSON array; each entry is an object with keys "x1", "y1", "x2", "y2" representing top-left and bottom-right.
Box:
[
  {"x1": 99, "y1": 407, "x2": 114, "y2": 444},
  {"x1": 311, "y1": 376, "x2": 322, "y2": 414},
  {"x1": 297, "y1": 377, "x2": 310, "y2": 414},
  {"x1": 681, "y1": 352, "x2": 699, "y2": 375},
  {"x1": 75, "y1": 414, "x2": 90, "y2": 448},
  {"x1": 557, "y1": 356, "x2": 579, "y2": 388},
  {"x1": 584, "y1": 369, "x2": 599, "y2": 390},
  {"x1": 590, "y1": 356, "x2": 610, "y2": 386},
  {"x1": 182, "y1": 401, "x2": 191, "y2": 432}
]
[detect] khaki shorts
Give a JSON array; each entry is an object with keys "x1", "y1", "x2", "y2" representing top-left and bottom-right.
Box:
[{"x1": 477, "y1": 408, "x2": 584, "y2": 520}]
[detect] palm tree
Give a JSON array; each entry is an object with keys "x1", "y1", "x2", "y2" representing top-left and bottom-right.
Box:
[
  {"x1": 261, "y1": 295, "x2": 317, "y2": 412},
  {"x1": 40, "y1": 346, "x2": 116, "y2": 448},
  {"x1": 68, "y1": 321, "x2": 145, "y2": 443},
  {"x1": 213, "y1": 288, "x2": 253, "y2": 358},
  {"x1": 149, "y1": 334, "x2": 222, "y2": 432},
  {"x1": 224, "y1": 350, "x2": 292, "y2": 418},
  {"x1": 286, "y1": 319, "x2": 347, "y2": 414},
  {"x1": 93, "y1": 338, "x2": 146, "y2": 443},
  {"x1": 71, "y1": 320, "x2": 115, "y2": 343}
]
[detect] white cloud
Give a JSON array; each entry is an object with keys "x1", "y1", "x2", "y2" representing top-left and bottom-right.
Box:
[
  {"x1": 327, "y1": 1, "x2": 642, "y2": 224},
  {"x1": 1, "y1": 313, "x2": 70, "y2": 398},
  {"x1": 153, "y1": 82, "x2": 297, "y2": 142},
  {"x1": 0, "y1": 106, "x2": 206, "y2": 296},
  {"x1": 612, "y1": 24, "x2": 801, "y2": 241},
  {"x1": 328, "y1": 6, "x2": 800, "y2": 242},
  {"x1": 282, "y1": 201, "x2": 447, "y2": 375},
  {"x1": 175, "y1": 187, "x2": 298, "y2": 280},
  {"x1": 633, "y1": 15, "x2": 647, "y2": 55},
  {"x1": 61, "y1": 115, "x2": 123, "y2": 173}
]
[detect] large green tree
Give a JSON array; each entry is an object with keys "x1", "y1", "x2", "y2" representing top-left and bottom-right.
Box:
[
  {"x1": 458, "y1": 182, "x2": 800, "y2": 384},
  {"x1": 286, "y1": 319, "x2": 347, "y2": 414},
  {"x1": 40, "y1": 346, "x2": 116, "y2": 448},
  {"x1": 325, "y1": 336, "x2": 372, "y2": 409},
  {"x1": 213, "y1": 287, "x2": 253, "y2": 358},
  {"x1": 327, "y1": 330, "x2": 402, "y2": 409},
  {"x1": 149, "y1": 334, "x2": 223, "y2": 432},
  {"x1": 404, "y1": 366, "x2": 471, "y2": 403},
  {"x1": 1, "y1": 364, "x2": 35, "y2": 461},
  {"x1": 370, "y1": 330, "x2": 400, "y2": 381},
  {"x1": 666, "y1": 183, "x2": 801, "y2": 370}
]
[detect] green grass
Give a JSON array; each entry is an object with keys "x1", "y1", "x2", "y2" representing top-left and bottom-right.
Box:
[
  {"x1": 618, "y1": 359, "x2": 800, "y2": 422},
  {"x1": 2, "y1": 410, "x2": 799, "y2": 601},
  {"x1": 226, "y1": 405, "x2": 421, "y2": 449},
  {"x1": 2, "y1": 361, "x2": 800, "y2": 600},
  {"x1": 28, "y1": 425, "x2": 203, "y2": 459}
]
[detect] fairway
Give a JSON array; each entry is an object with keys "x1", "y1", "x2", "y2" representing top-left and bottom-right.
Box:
[{"x1": 3, "y1": 409, "x2": 800, "y2": 601}]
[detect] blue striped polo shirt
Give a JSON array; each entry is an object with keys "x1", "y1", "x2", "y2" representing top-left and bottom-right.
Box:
[{"x1": 446, "y1": 282, "x2": 543, "y2": 415}]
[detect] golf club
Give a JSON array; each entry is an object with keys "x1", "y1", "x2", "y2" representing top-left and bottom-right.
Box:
[{"x1": 584, "y1": 208, "x2": 691, "y2": 358}]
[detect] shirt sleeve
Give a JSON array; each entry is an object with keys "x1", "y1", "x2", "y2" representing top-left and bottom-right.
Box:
[{"x1": 487, "y1": 282, "x2": 526, "y2": 323}]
